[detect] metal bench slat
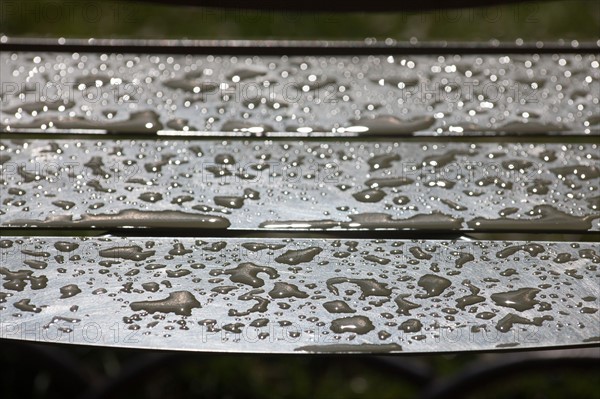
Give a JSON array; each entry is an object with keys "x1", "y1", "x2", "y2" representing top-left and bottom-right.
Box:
[
  {"x1": 1, "y1": 139, "x2": 598, "y2": 232},
  {"x1": 1, "y1": 51, "x2": 598, "y2": 136},
  {"x1": 1, "y1": 37, "x2": 598, "y2": 356},
  {"x1": 0, "y1": 236, "x2": 598, "y2": 353}
]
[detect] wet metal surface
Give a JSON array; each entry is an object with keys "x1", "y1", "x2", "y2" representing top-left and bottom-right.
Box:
[
  {"x1": 1, "y1": 52, "x2": 598, "y2": 136},
  {"x1": 0, "y1": 140, "x2": 598, "y2": 232},
  {"x1": 0, "y1": 237, "x2": 598, "y2": 353},
  {"x1": 1, "y1": 40, "x2": 599, "y2": 356}
]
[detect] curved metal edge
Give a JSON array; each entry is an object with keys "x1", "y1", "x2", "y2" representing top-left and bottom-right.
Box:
[{"x1": 1, "y1": 36, "x2": 598, "y2": 55}]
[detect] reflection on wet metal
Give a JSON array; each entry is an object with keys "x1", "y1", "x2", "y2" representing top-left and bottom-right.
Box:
[
  {"x1": 0, "y1": 237, "x2": 598, "y2": 353},
  {"x1": 1, "y1": 52, "x2": 598, "y2": 136},
  {"x1": 1, "y1": 41, "x2": 599, "y2": 359},
  {"x1": 1, "y1": 140, "x2": 598, "y2": 232}
]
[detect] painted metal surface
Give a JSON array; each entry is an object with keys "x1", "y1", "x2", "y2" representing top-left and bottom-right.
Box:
[
  {"x1": 1, "y1": 140, "x2": 598, "y2": 232},
  {"x1": 1, "y1": 51, "x2": 598, "y2": 136},
  {"x1": 1, "y1": 237, "x2": 598, "y2": 353},
  {"x1": 1, "y1": 39, "x2": 598, "y2": 354}
]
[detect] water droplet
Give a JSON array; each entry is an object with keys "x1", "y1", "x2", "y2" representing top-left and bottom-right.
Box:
[
  {"x1": 331, "y1": 316, "x2": 375, "y2": 334},
  {"x1": 130, "y1": 291, "x2": 201, "y2": 316}
]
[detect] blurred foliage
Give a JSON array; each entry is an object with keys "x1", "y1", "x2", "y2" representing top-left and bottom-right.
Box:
[
  {"x1": 0, "y1": 0, "x2": 599, "y2": 41},
  {"x1": 1, "y1": 342, "x2": 599, "y2": 399}
]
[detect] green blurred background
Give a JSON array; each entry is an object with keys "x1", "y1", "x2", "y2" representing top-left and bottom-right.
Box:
[
  {"x1": 0, "y1": 0, "x2": 599, "y2": 41},
  {"x1": 1, "y1": 1, "x2": 599, "y2": 398}
]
